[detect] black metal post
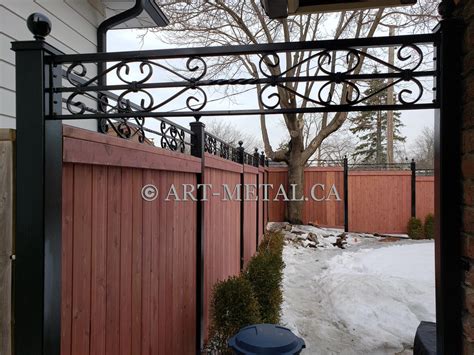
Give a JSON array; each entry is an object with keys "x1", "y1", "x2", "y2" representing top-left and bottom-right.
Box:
[
  {"x1": 343, "y1": 156, "x2": 349, "y2": 233},
  {"x1": 411, "y1": 159, "x2": 416, "y2": 218},
  {"x1": 434, "y1": 3, "x2": 464, "y2": 353},
  {"x1": 190, "y1": 119, "x2": 205, "y2": 354},
  {"x1": 257, "y1": 151, "x2": 267, "y2": 241},
  {"x1": 253, "y1": 148, "x2": 259, "y2": 168},
  {"x1": 237, "y1": 141, "x2": 245, "y2": 270},
  {"x1": 265, "y1": 160, "x2": 269, "y2": 226},
  {"x1": 254, "y1": 148, "x2": 260, "y2": 248},
  {"x1": 12, "y1": 13, "x2": 63, "y2": 355}
]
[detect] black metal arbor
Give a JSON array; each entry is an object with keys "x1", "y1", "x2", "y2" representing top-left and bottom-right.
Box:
[{"x1": 11, "y1": 5, "x2": 463, "y2": 355}]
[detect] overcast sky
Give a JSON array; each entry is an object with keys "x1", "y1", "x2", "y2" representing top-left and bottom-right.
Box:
[{"x1": 108, "y1": 29, "x2": 434, "y2": 155}]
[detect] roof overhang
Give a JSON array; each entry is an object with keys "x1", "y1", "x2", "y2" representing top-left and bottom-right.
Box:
[
  {"x1": 102, "y1": 0, "x2": 169, "y2": 29},
  {"x1": 261, "y1": 0, "x2": 417, "y2": 19}
]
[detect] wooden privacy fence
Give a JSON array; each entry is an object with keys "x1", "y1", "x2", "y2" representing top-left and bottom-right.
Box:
[
  {"x1": 60, "y1": 126, "x2": 266, "y2": 355},
  {"x1": 0, "y1": 130, "x2": 14, "y2": 355},
  {"x1": 32, "y1": 126, "x2": 434, "y2": 354},
  {"x1": 267, "y1": 167, "x2": 434, "y2": 234}
]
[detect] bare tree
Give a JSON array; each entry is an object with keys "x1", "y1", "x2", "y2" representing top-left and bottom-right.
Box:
[
  {"x1": 314, "y1": 127, "x2": 361, "y2": 164},
  {"x1": 205, "y1": 120, "x2": 262, "y2": 152},
  {"x1": 410, "y1": 126, "x2": 434, "y2": 169},
  {"x1": 151, "y1": 1, "x2": 438, "y2": 223}
]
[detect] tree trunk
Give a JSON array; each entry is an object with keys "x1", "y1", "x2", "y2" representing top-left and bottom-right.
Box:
[
  {"x1": 286, "y1": 148, "x2": 305, "y2": 224},
  {"x1": 376, "y1": 111, "x2": 382, "y2": 164}
]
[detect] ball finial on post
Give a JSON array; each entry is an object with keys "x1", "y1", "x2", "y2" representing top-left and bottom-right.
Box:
[
  {"x1": 27, "y1": 13, "x2": 52, "y2": 41},
  {"x1": 438, "y1": 0, "x2": 455, "y2": 19}
]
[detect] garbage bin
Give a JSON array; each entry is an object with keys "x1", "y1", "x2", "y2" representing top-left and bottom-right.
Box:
[
  {"x1": 413, "y1": 321, "x2": 436, "y2": 355},
  {"x1": 228, "y1": 324, "x2": 305, "y2": 354}
]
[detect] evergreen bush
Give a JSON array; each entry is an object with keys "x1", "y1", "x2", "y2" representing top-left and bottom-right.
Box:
[
  {"x1": 207, "y1": 276, "x2": 261, "y2": 353},
  {"x1": 407, "y1": 217, "x2": 424, "y2": 239},
  {"x1": 258, "y1": 231, "x2": 285, "y2": 257},
  {"x1": 245, "y1": 232, "x2": 285, "y2": 324},
  {"x1": 424, "y1": 213, "x2": 435, "y2": 239},
  {"x1": 206, "y1": 232, "x2": 286, "y2": 353}
]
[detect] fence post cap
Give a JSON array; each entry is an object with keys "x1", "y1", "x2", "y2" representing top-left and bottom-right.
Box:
[{"x1": 27, "y1": 13, "x2": 51, "y2": 41}]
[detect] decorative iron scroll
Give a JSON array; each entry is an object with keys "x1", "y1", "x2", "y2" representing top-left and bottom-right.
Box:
[
  {"x1": 258, "y1": 45, "x2": 426, "y2": 109},
  {"x1": 243, "y1": 152, "x2": 258, "y2": 167},
  {"x1": 49, "y1": 33, "x2": 438, "y2": 121},
  {"x1": 160, "y1": 121, "x2": 186, "y2": 153},
  {"x1": 64, "y1": 57, "x2": 208, "y2": 117},
  {"x1": 204, "y1": 134, "x2": 217, "y2": 155},
  {"x1": 204, "y1": 133, "x2": 261, "y2": 165},
  {"x1": 95, "y1": 93, "x2": 146, "y2": 143},
  {"x1": 204, "y1": 133, "x2": 240, "y2": 162}
]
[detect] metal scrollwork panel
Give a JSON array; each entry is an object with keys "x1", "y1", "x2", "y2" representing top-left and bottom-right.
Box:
[
  {"x1": 219, "y1": 142, "x2": 230, "y2": 160},
  {"x1": 103, "y1": 117, "x2": 146, "y2": 143},
  {"x1": 64, "y1": 56, "x2": 208, "y2": 117},
  {"x1": 51, "y1": 34, "x2": 437, "y2": 122},
  {"x1": 160, "y1": 121, "x2": 186, "y2": 153},
  {"x1": 258, "y1": 44, "x2": 428, "y2": 109},
  {"x1": 204, "y1": 134, "x2": 217, "y2": 155}
]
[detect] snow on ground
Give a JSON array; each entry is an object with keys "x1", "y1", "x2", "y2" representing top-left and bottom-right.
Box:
[{"x1": 280, "y1": 226, "x2": 435, "y2": 355}]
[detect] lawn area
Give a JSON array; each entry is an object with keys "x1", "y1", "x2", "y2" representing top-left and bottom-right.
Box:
[{"x1": 280, "y1": 226, "x2": 435, "y2": 355}]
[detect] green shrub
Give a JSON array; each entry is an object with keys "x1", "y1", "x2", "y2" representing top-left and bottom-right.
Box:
[
  {"x1": 424, "y1": 213, "x2": 435, "y2": 239},
  {"x1": 207, "y1": 276, "x2": 261, "y2": 353},
  {"x1": 245, "y1": 232, "x2": 285, "y2": 324},
  {"x1": 258, "y1": 231, "x2": 285, "y2": 257},
  {"x1": 407, "y1": 217, "x2": 424, "y2": 239},
  {"x1": 206, "y1": 231, "x2": 286, "y2": 353}
]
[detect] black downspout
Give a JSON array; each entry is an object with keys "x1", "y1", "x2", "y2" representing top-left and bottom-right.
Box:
[
  {"x1": 96, "y1": 0, "x2": 146, "y2": 131},
  {"x1": 97, "y1": 0, "x2": 145, "y2": 53}
]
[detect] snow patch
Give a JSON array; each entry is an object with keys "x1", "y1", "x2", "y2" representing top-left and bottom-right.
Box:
[{"x1": 281, "y1": 238, "x2": 435, "y2": 354}]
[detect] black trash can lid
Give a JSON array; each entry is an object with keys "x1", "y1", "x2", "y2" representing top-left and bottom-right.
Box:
[{"x1": 228, "y1": 324, "x2": 306, "y2": 354}]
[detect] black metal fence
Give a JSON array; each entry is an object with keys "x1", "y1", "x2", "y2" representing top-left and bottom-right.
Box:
[{"x1": 10, "y1": 12, "x2": 445, "y2": 355}]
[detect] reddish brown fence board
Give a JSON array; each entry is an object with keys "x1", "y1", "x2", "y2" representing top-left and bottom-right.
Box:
[
  {"x1": 302, "y1": 168, "x2": 345, "y2": 227},
  {"x1": 267, "y1": 167, "x2": 345, "y2": 227},
  {"x1": 62, "y1": 128, "x2": 197, "y2": 355},
  {"x1": 262, "y1": 169, "x2": 269, "y2": 235},
  {"x1": 203, "y1": 155, "x2": 242, "y2": 339},
  {"x1": 258, "y1": 169, "x2": 265, "y2": 245},
  {"x1": 243, "y1": 172, "x2": 257, "y2": 267},
  {"x1": 348, "y1": 171, "x2": 412, "y2": 233},
  {"x1": 267, "y1": 168, "x2": 287, "y2": 222},
  {"x1": 416, "y1": 176, "x2": 435, "y2": 221}
]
